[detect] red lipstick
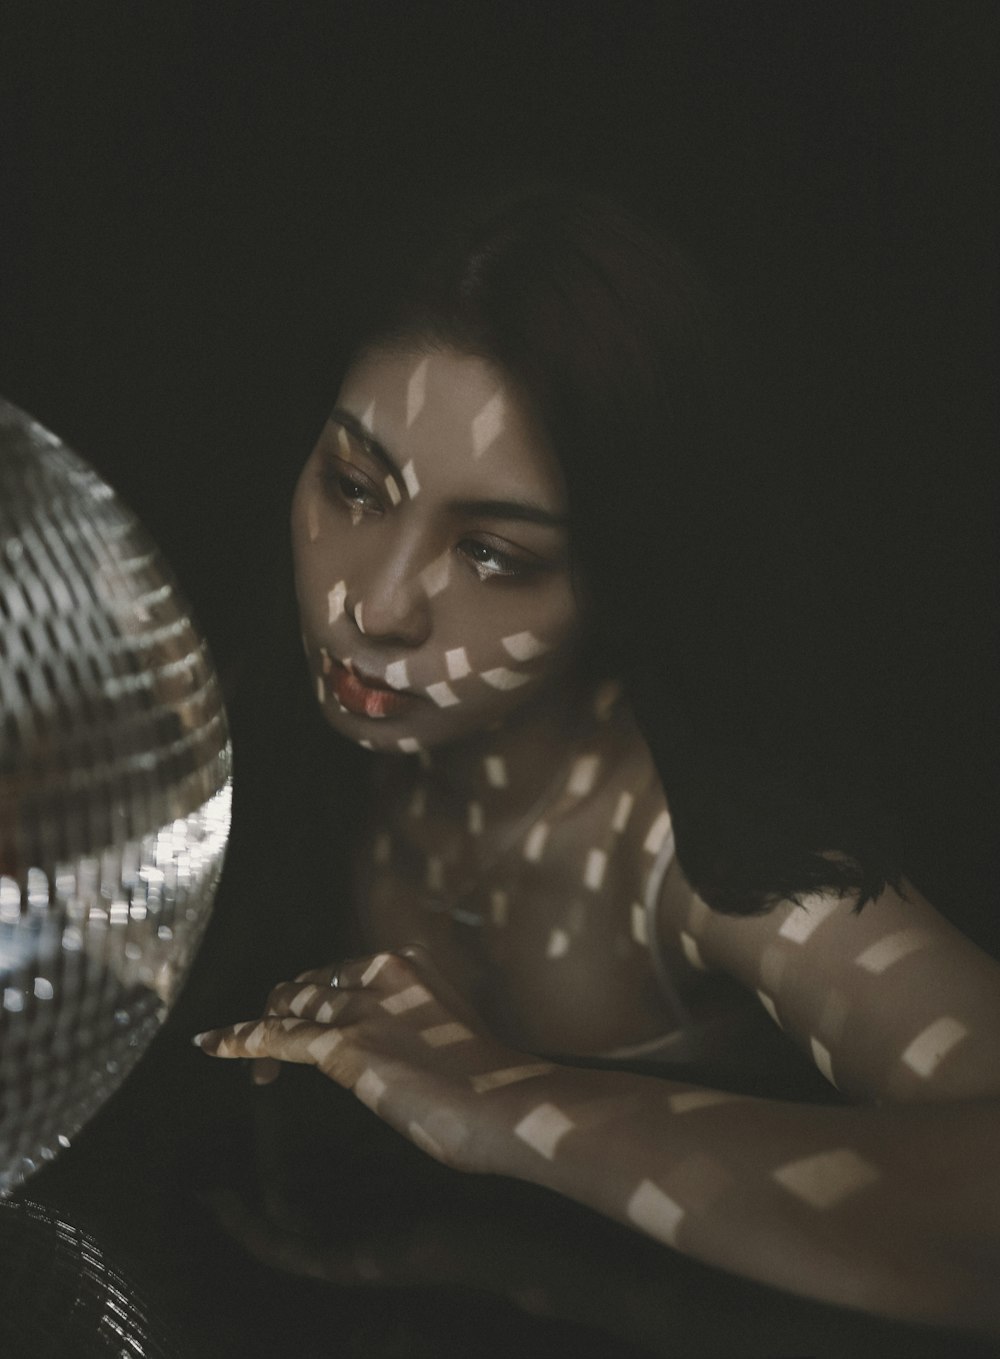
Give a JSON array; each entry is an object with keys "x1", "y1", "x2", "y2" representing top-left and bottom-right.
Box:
[{"x1": 327, "y1": 658, "x2": 418, "y2": 720}]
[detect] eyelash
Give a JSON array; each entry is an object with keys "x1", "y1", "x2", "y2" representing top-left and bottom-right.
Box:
[
  {"x1": 456, "y1": 540, "x2": 528, "y2": 581},
  {"x1": 320, "y1": 457, "x2": 541, "y2": 583}
]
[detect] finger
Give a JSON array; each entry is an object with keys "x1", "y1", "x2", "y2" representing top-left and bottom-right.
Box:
[
  {"x1": 267, "y1": 967, "x2": 340, "y2": 1015},
  {"x1": 293, "y1": 964, "x2": 340, "y2": 987},
  {"x1": 397, "y1": 943, "x2": 482, "y2": 1026},
  {"x1": 333, "y1": 951, "x2": 399, "y2": 990},
  {"x1": 334, "y1": 950, "x2": 478, "y2": 1027},
  {"x1": 193, "y1": 1017, "x2": 349, "y2": 1072},
  {"x1": 266, "y1": 981, "x2": 354, "y2": 1024},
  {"x1": 251, "y1": 1057, "x2": 281, "y2": 1086}
]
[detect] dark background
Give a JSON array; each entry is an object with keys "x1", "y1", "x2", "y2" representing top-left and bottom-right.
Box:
[{"x1": 1, "y1": 4, "x2": 997, "y2": 1356}]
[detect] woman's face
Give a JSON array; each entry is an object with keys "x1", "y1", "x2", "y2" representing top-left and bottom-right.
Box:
[{"x1": 291, "y1": 344, "x2": 582, "y2": 754}]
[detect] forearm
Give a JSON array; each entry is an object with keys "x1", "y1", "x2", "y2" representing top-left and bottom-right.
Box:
[{"x1": 480, "y1": 1063, "x2": 1000, "y2": 1333}]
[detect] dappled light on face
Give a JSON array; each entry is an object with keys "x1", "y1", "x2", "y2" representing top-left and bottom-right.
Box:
[
  {"x1": 290, "y1": 345, "x2": 578, "y2": 753},
  {"x1": 406, "y1": 357, "x2": 429, "y2": 428},
  {"x1": 419, "y1": 551, "x2": 452, "y2": 598},
  {"x1": 445, "y1": 647, "x2": 471, "y2": 679},
  {"x1": 472, "y1": 391, "x2": 506, "y2": 458}
]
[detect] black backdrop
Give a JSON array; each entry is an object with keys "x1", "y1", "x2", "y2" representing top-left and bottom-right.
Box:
[
  {"x1": 2, "y1": 0, "x2": 996, "y2": 937},
  {"x1": 1, "y1": 5, "x2": 997, "y2": 1355}
]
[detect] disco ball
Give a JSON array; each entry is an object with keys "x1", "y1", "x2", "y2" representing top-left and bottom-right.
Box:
[{"x1": 0, "y1": 397, "x2": 231, "y2": 1194}]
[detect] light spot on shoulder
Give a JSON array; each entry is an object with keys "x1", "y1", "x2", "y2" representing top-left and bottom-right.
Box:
[
  {"x1": 855, "y1": 928, "x2": 929, "y2": 974},
  {"x1": 810, "y1": 1036, "x2": 837, "y2": 1086},
  {"x1": 514, "y1": 1103, "x2": 575, "y2": 1159},
  {"x1": 901, "y1": 1016, "x2": 969, "y2": 1078},
  {"x1": 467, "y1": 801, "x2": 484, "y2": 835},
  {"x1": 546, "y1": 928, "x2": 570, "y2": 958},
  {"x1": 772, "y1": 1147, "x2": 880, "y2": 1210},
  {"x1": 583, "y1": 848, "x2": 608, "y2": 891},
  {"x1": 626, "y1": 1179, "x2": 685, "y2": 1245},
  {"x1": 630, "y1": 901, "x2": 648, "y2": 946},
  {"x1": 668, "y1": 1089, "x2": 741, "y2": 1115},
  {"x1": 611, "y1": 791, "x2": 635, "y2": 833},
  {"x1": 398, "y1": 737, "x2": 421, "y2": 753},
  {"x1": 484, "y1": 755, "x2": 508, "y2": 788},
  {"x1": 643, "y1": 811, "x2": 673, "y2": 855},
  {"x1": 757, "y1": 989, "x2": 781, "y2": 1026},
  {"x1": 523, "y1": 821, "x2": 550, "y2": 863},
  {"x1": 777, "y1": 895, "x2": 839, "y2": 944},
  {"x1": 566, "y1": 754, "x2": 602, "y2": 797},
  {"x1": 470, "y1": 1061, "x2": 554, "y2": 1094},
  {"x1": 490, "y1": 890, "x2": 508, "y2": 926},
  {"x1": 680, "y1": 931, "x2": 707, "y2": 971}
]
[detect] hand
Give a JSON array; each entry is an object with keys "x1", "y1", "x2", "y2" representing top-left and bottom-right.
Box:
[{"x1": 194, "y1": 947, "x2": 555, "y2": 1175}]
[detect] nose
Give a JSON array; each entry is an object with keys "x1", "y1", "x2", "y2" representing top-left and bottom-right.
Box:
[{"x1": 347, "y1": 549, "x2": 432, "y2": 650}]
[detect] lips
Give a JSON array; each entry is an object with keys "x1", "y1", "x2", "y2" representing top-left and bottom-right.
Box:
[{"x1": 326, "y1": 657, "x2": 419, "y2": 720}]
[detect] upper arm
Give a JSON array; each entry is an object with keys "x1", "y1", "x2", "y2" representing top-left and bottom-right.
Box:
[{"x1": 664, "y1": 874, "x2": 1000, "y2": 1103}]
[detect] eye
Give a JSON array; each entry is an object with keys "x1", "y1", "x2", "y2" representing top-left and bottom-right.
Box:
[
  {"x1": 457, "y1": 539, "x2": 531, "y2": 582},
  {"x1": 338, "y1": 475, "x2": 377, "y2": 508},
  {"x1": 320, "y1": 461, "x2": 383, "y2": 516}
]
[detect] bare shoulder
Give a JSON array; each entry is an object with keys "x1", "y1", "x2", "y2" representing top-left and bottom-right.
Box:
[{"x1": 659, "y1": 870, "x2": 1000, "y2": 1103}]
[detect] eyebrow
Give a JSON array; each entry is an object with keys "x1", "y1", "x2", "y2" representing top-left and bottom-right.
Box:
[
  {"x1": 329, "y1": 409, "x2": 399, "y2": 475},
  {"x1": 328, "y1": 409, "x2": 568, "y2": 530},
  {"x1": 447, "y1": 498, "x2": 568, "y2": 529}
]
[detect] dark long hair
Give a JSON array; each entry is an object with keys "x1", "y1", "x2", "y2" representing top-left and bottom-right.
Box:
[{"x1": 334, "y1": 182, "x2": 905, "y2": 915}]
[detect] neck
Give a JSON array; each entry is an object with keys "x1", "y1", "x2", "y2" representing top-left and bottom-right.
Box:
[{"x1": 417, "y1": 675, "x2": 599, "y2": 817}]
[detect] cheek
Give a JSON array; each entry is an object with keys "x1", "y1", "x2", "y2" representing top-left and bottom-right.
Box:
[
  {"x1": 290, "y1": 482, "x2": 353, "y2": 618},
  {"x1": 428, "y1": 580, "x2": 580, "y2": 693}
]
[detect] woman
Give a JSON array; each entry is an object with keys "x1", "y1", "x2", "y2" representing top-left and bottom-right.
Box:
[{"x1": 195, "y1": 186, "x2": 1000, "y2": 1335}]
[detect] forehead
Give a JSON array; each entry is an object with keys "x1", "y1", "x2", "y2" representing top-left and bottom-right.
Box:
[{"x1": 337, "y1": 345, "x2": 567, "y2": 509}]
